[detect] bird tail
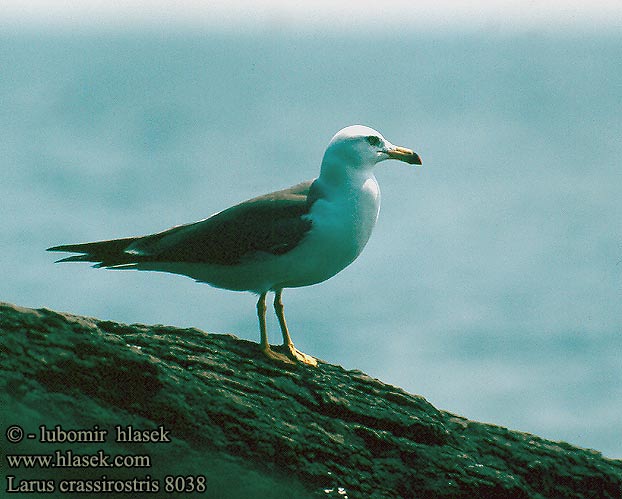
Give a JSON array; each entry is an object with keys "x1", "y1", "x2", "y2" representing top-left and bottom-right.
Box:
[{"x1": 47, "y1": 237, "x2": 140, "y2": 267}]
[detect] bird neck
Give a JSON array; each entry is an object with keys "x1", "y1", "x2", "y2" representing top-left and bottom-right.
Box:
[{"x1": 319, "y1": 155, "x2": 376, "y2": 190}]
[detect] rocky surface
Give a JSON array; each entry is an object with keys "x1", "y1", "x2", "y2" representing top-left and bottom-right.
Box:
[{"x1": 1, "y1": 301, "x2": 620, "y2": 498}]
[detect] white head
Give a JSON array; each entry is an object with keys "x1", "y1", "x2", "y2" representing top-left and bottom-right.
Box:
[{"x1": 321, "y1": 125, "x2": 421, "y2": 176}]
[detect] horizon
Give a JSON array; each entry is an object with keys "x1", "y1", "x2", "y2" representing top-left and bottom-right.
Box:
[{"x1": 2, "y1": 1, "x2": 622, "y2": 34}]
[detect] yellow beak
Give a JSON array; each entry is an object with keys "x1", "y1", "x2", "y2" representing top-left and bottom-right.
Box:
[{"x1": 387, "y1": 146, "x2": 422, "y2": 165}]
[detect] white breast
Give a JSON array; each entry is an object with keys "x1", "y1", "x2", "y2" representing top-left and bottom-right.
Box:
[
  {"x1": 312, "y1": 175, "x2": 380, "y2": 254},
  {"x1": 275, "y1": 172, "x2": 381, "y2": 289}
]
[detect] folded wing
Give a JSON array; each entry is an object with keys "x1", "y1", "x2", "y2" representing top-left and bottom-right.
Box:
[{"x1": 48, "y1": 180, "x2": 317, "y2": 267}]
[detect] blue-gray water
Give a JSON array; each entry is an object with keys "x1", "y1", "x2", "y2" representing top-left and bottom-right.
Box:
[{"x1": 2, "y1": 31, "x2": 621, "y2": 458}]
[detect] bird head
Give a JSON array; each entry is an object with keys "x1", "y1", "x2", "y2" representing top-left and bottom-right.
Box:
[{"x1": 322, "y1": 125, "x2": 422, "y2": 173}]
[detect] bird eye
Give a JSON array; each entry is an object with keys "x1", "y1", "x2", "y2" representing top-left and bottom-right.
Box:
[{"x1": 366, "y1": 135, "x2": 381, "y2": 147}]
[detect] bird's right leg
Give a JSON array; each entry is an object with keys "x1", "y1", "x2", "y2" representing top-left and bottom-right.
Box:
[{"x1": 257, "y1": 292, "x2": 294, "y2": 364}]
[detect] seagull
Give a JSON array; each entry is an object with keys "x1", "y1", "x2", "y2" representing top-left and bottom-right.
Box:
[{"x1": 48, "y1": 125, "x2": 422, "y2": 366}]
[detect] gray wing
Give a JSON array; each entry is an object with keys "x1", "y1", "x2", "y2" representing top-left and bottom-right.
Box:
[{"x1": 48, "y1": 180, "x2": 320, "y2": 267}]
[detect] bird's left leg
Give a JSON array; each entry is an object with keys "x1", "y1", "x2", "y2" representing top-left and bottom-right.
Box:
[
  {"x1": 258, "y1": 292, "x2": 294, "y2": 364},
  {"x1": 274, "y1": 289, "x2": 317, "y2": 366}
]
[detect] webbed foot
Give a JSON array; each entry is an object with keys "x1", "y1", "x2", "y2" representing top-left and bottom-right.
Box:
[{"x1": 285, "y1": 343, "x2": 318, "y2": 367}]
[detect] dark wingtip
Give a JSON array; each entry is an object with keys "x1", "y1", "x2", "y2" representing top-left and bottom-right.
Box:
[
  {"x1": 47, "y1": 244, "x2": 91, "y2": 263},
  {"x1": 46, "y1": 238, "x2": 137, "y2": 267},
  {"x1": 54, "y1": 255, "x2": 89, "y2": 264},
  {"x1": 47, "y1": 244, "x2": 76, "y2": 253}
]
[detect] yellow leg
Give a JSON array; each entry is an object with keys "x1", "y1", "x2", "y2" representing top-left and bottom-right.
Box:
[
  {"x1": 274, "y1": 289, "x2": 318, "y2": 367},
  {"x1": 257, "y1": 292, "x2": 294, "y2": 364}
]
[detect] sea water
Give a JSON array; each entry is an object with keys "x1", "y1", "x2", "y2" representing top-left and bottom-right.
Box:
[{"x1": 1, "y1": 31, "x2": 621, "y2": 458}]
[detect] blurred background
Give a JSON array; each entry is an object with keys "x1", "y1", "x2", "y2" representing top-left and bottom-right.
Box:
[{"x1": 1, "y1": 1, "x2": 621, "y2": 458}]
